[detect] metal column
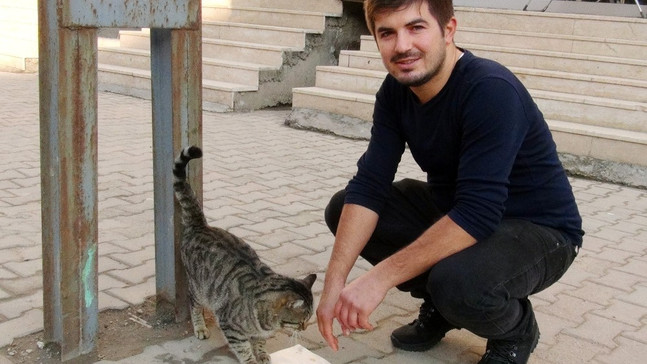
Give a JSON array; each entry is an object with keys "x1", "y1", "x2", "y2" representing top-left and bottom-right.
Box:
[
  {"x1": 151, "y1": 27, "x2": 203, "y2": 322},
  {"x1": 38, "y1": 1, "x2": 202, "y2": 361}
]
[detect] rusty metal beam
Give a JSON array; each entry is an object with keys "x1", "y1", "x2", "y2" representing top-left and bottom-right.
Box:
[
  {"x1": 60, "y1": 0, "x2": 201, "y2": 28},
  {"x1": 151, "y1": 26, "x2": 203, "y2": 323},
  {"x1": 39, "y1": 1, "x2": 99, "y2": 361}
]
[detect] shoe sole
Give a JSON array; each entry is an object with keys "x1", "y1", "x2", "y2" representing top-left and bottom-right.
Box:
[{"x1": 390, "y1": 334, "x2": 441, "y2": 352}]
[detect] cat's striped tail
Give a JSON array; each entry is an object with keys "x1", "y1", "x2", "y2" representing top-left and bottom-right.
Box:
[{"x1": 173, "y1": 146, "x2": 207, "y2": 227}]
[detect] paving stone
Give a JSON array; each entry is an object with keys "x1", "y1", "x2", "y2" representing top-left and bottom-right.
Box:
[
  {"x1": 617, "y1": 284, "x2": 647, "y2": 308},
  {"x1": 624, "y1": 324, "x2": 647, "y2": 344},
  {"x1": 589, "y1": 268, "x2": 645, "y2": 293},
  {"x1": 0, "y1": 309, "x2": 43, "y2": 348},
  {"x1": 566, "y1": 280, "x2": 626, "y2": 306},
  {"x1": 592, "y1": 299, "x2": 645, "y2": 327},
  {"x1": 262, "y1": 243, "x2": 315, "y2": 265},
  {"x1": 98, "y1": 291, "x2": 130, "y2": 311},
  {"x1": 535, "y1": 332, "x2": 610, "y2": 363},
  {"x1": 313, "y1": 335, "x2": 383, "y2": 364},
  {"x1": 564, "y1": 313, "x2": 636, "y2": 348},
  {"x1": 595, "y1": 336, "x2": 646, "y2": 363},
  {"x1": 534, "y1": 309, "x2": 579, "y2": 346},
  {"x1": 535, "y1": 293, "x2": 603, "y2": 325},
  {"x1": 106, "y1": 276, "x2": 155, "y2": 306},
  {"x1": 3, "y1": 258, "x2": 41, "y2": 278},
  {"x1": 0, "y1": 275, "x2": 42, "y2": 296},
  {"x1": 616, "y1": 259, "x2": 647, "y2": 279},
  {"x1": 109, "y1": 245, "x2": 155, "y2": 267},
  {"x1": 246, "y1": 218, "x2": 296, "y2": 234},
  {"x1": 106, "y1": 259, "x2": 155, "y2": 285}
]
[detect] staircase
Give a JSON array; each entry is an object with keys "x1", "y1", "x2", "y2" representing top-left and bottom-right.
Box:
[
  {"x1": 288, "y1": 7, "x2": 647, "y2": 187},
  {"x1": 98, "y1": 0, "x2": 363, "y2": 112}
]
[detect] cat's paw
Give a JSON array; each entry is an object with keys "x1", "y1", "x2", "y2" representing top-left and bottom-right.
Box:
[
  {"x1": 256, "y1": 352, "x2": 271, "y2": 364},
  {"x1": 193, "y1": 326, "x2": 210, "y2": 340}
]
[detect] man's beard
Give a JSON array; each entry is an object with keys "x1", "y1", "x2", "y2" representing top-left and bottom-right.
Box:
[{"x1": 391, "y1": 50, "x2": 445, "y2": 87}]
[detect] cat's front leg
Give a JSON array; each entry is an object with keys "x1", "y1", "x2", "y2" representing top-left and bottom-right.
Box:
[
  {"x1": 222, "y1": 327, "x2": 258, "y2": 364},
  {"x1": 190, "y1": 302, "x2": 210, "y2": 340},
  {"x1": 252, "y1": 339, "x2": 271, "y2": 364}
]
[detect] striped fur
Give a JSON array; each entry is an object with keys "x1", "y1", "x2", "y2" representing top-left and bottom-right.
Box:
[{"x1": 173, "y1": 146, "x2": 316, "y2": 364}]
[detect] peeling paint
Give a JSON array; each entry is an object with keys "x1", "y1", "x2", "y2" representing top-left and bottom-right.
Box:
[{"x1": 82, "y1": 245, "x2": 97, "y2": 308}]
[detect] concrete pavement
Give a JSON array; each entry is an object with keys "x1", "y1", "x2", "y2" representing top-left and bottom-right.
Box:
[{"x1": 0, "y1": 71, "x2": 645, "y2": 363}]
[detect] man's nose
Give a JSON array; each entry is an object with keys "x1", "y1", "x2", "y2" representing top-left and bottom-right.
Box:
[{"x1": 394, "y1": 32, "x2": 412, "y2": 53}]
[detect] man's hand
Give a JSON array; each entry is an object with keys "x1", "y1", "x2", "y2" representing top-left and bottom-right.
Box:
[
  {"x1": 335, "y1": 270, "x2": 388, "y2": 334},
  {"x1": 316, "y1": 280, "x2": 344, "y2": 351},
  {"x1": 316, "y1": 271, "x2": 388, "y2": 351}
]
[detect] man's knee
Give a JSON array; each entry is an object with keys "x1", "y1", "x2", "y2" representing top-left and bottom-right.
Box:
[
  {"x1": 426, "y1": 257, "x2": 496, "y2": 325},
  {"x1": 325, "y1": 189, "x2": 346, "y2": 235}
]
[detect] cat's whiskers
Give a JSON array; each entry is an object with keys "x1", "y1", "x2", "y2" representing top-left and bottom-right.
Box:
[{"x1": 289, "y1": 330, "x2": 302, "y2": 345}]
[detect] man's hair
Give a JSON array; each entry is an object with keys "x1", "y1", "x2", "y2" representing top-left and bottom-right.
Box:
[{"x1": 364, "y1": 0, "x2": 455, "y2": 36}]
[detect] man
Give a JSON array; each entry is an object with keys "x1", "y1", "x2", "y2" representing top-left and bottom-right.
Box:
[{"x1": 316, "y1": 1, "x2": 584, "y2": 363}]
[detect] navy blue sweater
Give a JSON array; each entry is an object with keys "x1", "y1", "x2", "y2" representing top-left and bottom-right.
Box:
[{"x1": 345, "y1": 50, "x2": 583, "y2": 246}]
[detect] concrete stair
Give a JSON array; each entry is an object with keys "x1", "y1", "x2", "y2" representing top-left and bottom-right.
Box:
[
  {"x1": 289, "y1": 7, "x2": 647, "y2": 186},
  {"x1": 98, "y1": 0, "x2": 354, "y2": 111}
]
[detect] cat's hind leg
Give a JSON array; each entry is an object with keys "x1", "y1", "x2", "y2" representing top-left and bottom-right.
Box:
[{"x1": 189, "y1": 294, "x2": 210, "y2": 340}]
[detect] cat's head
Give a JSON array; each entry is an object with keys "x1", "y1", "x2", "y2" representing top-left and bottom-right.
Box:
[{"x1": 260, "y1": 274, "x2": 316, "y2": 331}]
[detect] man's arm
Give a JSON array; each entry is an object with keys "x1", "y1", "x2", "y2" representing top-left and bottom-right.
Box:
[
  {"x1": 317, "y1": 203, "x2": 379, "y2": 351},
  {"x1": 334, "y1": 215, "x2": 476, "y2": 335}
]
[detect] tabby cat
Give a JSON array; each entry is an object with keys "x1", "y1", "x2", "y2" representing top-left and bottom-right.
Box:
[{"x1": 173, "y1": 146, "x2": 317, "y2": 364}]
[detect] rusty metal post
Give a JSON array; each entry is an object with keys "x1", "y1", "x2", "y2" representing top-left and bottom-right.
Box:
[
  {"x1": 39, "y1": 1, "x2": 99, "y2": 361},
  {"x1": 151, "y1": 26, "x2": 203, "y2": 323}
]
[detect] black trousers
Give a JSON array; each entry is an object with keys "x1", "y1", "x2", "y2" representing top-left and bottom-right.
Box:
[{"x1": 325, "y1": 179, "x2": 577, "y2": 340}]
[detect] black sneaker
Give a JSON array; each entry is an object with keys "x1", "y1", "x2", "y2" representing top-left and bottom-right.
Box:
[
  {"x1": 478, "y1": 313, "x2": 540, "y2": 364},
  {"x1": 390, "y1": 300, "x2": 456, "y2": 351}
]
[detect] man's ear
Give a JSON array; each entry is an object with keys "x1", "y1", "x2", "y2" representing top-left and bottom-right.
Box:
[{"x1": 444, "y1": 16, "x2": 458, "y2": 45}]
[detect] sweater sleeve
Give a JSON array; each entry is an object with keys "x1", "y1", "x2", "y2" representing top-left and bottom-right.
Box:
[
  {"x1": 345, "y1": 79, "x2": 406, "y2": 214},
  {"x1": 447, "y1": 77, "x2": 530, "y2": 241}
]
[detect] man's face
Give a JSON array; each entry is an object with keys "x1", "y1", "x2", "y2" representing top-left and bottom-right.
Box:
[{"x1": 373, "y1": 1, "x2": 449, "y2": 88}]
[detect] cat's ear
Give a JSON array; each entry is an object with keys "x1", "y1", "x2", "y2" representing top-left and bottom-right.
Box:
[
  {"x1": 302, "y1": 274, "x2": 316, "y2": 289},
  {"x1": 290, "y1": 299, "x2": 305, "y2": 309}
]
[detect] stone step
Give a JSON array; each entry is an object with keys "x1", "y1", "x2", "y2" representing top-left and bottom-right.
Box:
[
  {"x1": 456, "y1": 26, "x2": 647, "y2": 61},
  {"x1": 98, "y1": 64, "x2": 257, "y2": 110},
  {"x1": 548, "y1": 119, "x2": 647, "y2": 167},
  {"x1": 202, "y1": 5, "x2": 326, "y2": 32},
  {"x1": 118, "y1": 30, "x2": 290, "y2": 67},
  {"x1": 118, "y1": 29, "x2": 152, "y2": 50},
  {"x1": 203, "y1": 0, "x2": 343, "y2": 15},
  {"x1": 203, "y1": 21, "x2": 307, "y2": 48},
  {"x1": 292, "y1": 86, "x2": 374, "y2": 122},
  {"x1": 532, "y1": 90, "x2": 647, "y2": 133},
  {"x1": 202, "y1": 38, "x2": 290, "y2": 67},
  {"x1": 454, "y1": 7, "x2": 647, "y2": 43},
  {"x1": 313, "y1": 65, "x2": 386, "y2": 95},
  {"x1": 510, "y1": 67, "x2": 647, "y2": 104},
  {"x1": 465, "y1": 43, "x2": 647, "y2": 81},
  {"x1": 98, "y1": 47, "x2": 151, "y2": 70}
]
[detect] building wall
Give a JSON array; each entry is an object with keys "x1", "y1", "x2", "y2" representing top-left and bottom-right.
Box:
[{"x1": 0, "y1": 0, "x2": 38, "y2": 72}]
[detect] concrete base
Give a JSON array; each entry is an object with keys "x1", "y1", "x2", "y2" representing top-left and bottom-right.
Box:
[{"x1": 285, "y1": 107, "x2": 371, "y2": 140}]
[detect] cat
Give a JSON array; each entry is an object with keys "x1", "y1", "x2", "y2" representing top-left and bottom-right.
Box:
[{"x1": 173, "y1": 145, "x2": 317, "y2": 364}]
